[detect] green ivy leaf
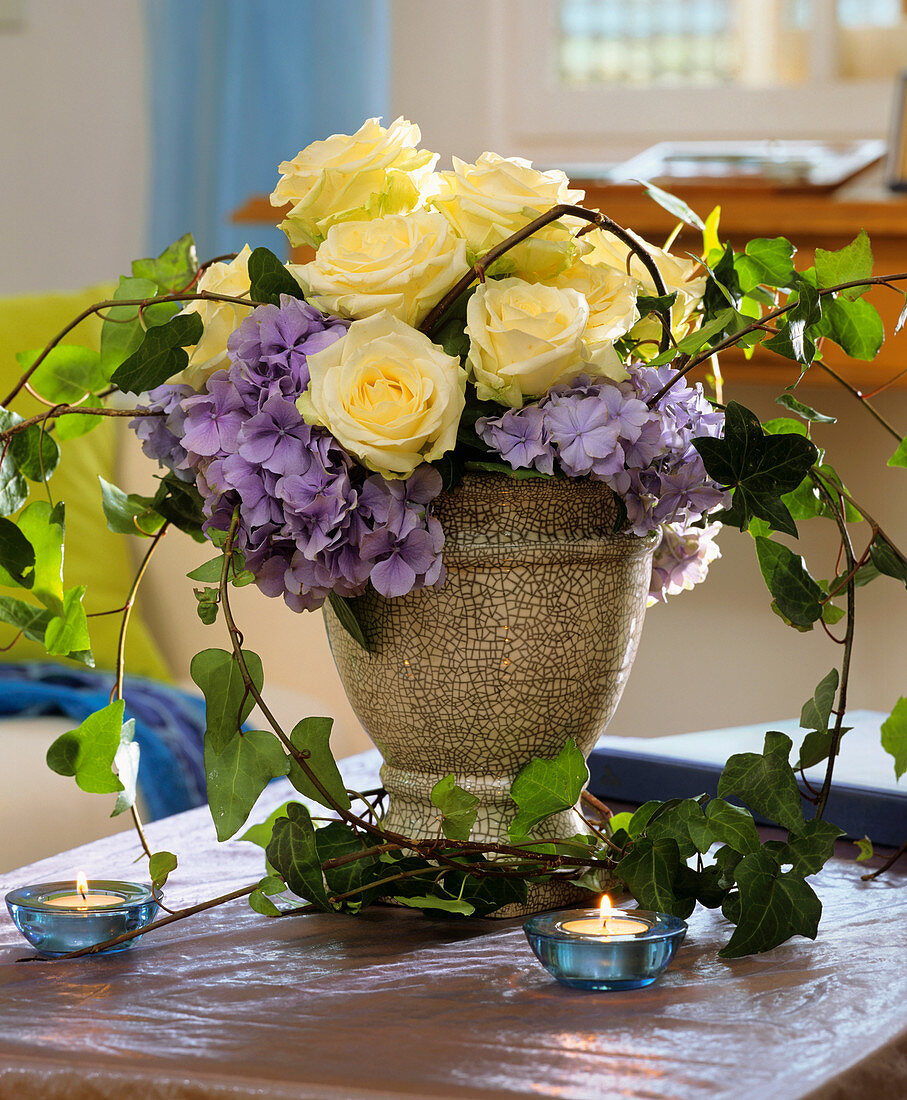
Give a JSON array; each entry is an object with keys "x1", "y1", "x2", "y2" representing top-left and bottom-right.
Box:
[
  {"x1": 17, "y1": 501, "x2": 65, "y2": 615},
  {"x1": 774, "y1": 393, "x2": 835, "y2": 424},
  {"x1": 800, "y1": 668, "x2": 838, "y2": 732},
  {"x1": 694, "y1": 401, "x2": 818, "y2": 536},
  {"x1": 186, "y1": 555, "x2": 232, "y2": 583},
  {"x1": 193, "y1": 587, "x2": 220, "y2": 625},
  {"x1": 16, "y1": 345, "x2": 107, "y2": 404},
  {"x1": 266, "y1": 802, "x2": 332, "y2": 910},
  {"x1": 131, "y1": 233, "x2": 198, "y2": 294},
  {"x1": 112, "y1": 719, "x2": 139, "y2": 816},
  {"x1": 616, "y1": 836, "x2": 695, "y2": 919},
  {"x1": 316, "y1": 821, "x2": 381, "y2": 903},
  {"x1": 647, "y1": 308, "x2": 736, "y2": 366},
  {"x1": 607, "y1": 811, "x2": 633, "y2": 834},
  {"x1": 189, "y1": 647, "x2": 264, "y2": 753},
  {"x1": 249, "y1": 888, "x2": 282, "y2": 917},
  {"x1": 239, "y1": 800, "x2": 297, "y2": 849},
  {"x1": 854, "y1": 836, "x2": 874, "y2": 862},
  {"x1": 754, "y1": 537, "x2": 824, "y2": 626},
  {"x1": 430, "y1": 774, "x2": 479, "y2": 842},
  {"x1": 441, "y1": 862, "x2": 529, "y2": 917},
  {"x1": 55, "y1": 403, "x2": 104, "y2": 441},
  {"x1": 0, "y1": 410, "x2": 28, "y2": 517},
  {"x1": 717, "y1": 731, "x2": 806, "y2": 834},
  {"x1": 111, "y1": 312, "x2": 204, "y2": 394},
  {"x1": 44, "y1": 585, "x2": 90, "y2": 658},
  {"x1": 205, "y1": 728, "x2": 289, "y2": 841},
  {"x1": 8, "y1": 422, "x2": 60, "y2": 484},
  {"x1": 642, "y1": 181, "x2": 705, "y2": 229},
  {"x1": 99, "y1": 477, "x2": 163, "y2": 536},
  {"x1": 508, "y1": 739, "x2": 587, "y2": 839},
  {"x1": 148, "y1": 850, "x2": 178, "y2": 891},
  {"x1": 99, "y1": 276, "x2": 180, "y2": 374},
  {"x1": 888, "y1": 437, "x2": 907, "y2": 468},
  {"x1": 772, "y1": 819, "x2": 845, "y2": 876},
  {"x1": 248, "y1": 247, "x2": 305, "y2": 306},
  {"x1": 46, "y1": 700, "x2": 126, "y2": 794},
  {"x1": 392, "y1": 895, "x2": 475, "y2": 916},
  {"x1": 737, "y1": 237, "x2": 796, "y2": 289},
  {"x1": 763, "y1": 282, "x2": 821, "y2": 366},
  {"x1": 719, "y1": 849, "x2": 822, "y2": 957},
  {"x1": 820, "y1": 297, "x2": 884, "y2": 361},
  {"x1": 881, "y1": 697, "x2": 907, "y2": 779},
  {"x1": 636, "y1": 291, "x2": 678, "y2": 316},
  {"x1": 0, "y1": 595, "x2": 54, "y2": 644},
  {"x1": 286, "y1": 715, "x2": 351, "y2": 811},
  {"x1": 150, "y1": 472, "x2": 206, "y2": 542},
  {"x1": 814, "y1": 229, "x2": 873, "y2": 301},
  {"x1": 643, "y1": 798, "x2": 713, "y2": 858},
  {"x1": 326, "y1": 591, "x2": 370, "y2": 650},
  {"x1": 870, "y1": 533, "x2": 907, "y2": 587},
  {"x1": 0, "y1": 518, "x2": 35, "y2": 587},
  {"x1": 704, "y1": 799, "x2": 761, "y2": 855}
]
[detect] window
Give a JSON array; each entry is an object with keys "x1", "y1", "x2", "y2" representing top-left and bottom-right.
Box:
[
  {"x1": 496, "y1": 0, "x2": 900, "y2": 163},
  {"x1": 558, "y1": 0, "x2": 907, "y2": 88}
]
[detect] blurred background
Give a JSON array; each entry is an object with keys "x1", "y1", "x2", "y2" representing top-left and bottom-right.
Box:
[{"x1": 1, "y1": 0, "x2": 905, "y2": 764}]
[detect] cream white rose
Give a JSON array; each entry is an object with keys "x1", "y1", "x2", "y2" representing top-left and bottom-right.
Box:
[
  {"x1": 545, "y1": 260, "x2": 639, "y2": 349},
  {"x1": 297, "y1": 311, "x2": 466, "y2": 478},
  {"x1": 432, "y1": 153, "x2": 586, "y2": 279},
  {"x1": 172, "y1": 245, "x2": 254, "y2": 390},
  {"x1": 290, "y1": 211, "x2": 470, "y2": 328},
  {"x1": 584, "y1": 228, "x2": 706, "y2": 341},
  {"x1": 271, "y1": 117, "x2": 438, "y2": 250},
  {"x1": 465, "y1": 278, "x2": 625, "y2": 407}
]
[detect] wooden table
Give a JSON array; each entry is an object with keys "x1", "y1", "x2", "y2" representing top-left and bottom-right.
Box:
[{"x1": 2, "y1": 752, "x2": 905, "y2": 1100}]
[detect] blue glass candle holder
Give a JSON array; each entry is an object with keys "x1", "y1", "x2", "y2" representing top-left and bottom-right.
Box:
[
  {"x1": 5, "y1": 880, "x2": 159, "y2": 958},
  {"x1": 523, "y1": 907, "x2": 687, "y2": 991}
]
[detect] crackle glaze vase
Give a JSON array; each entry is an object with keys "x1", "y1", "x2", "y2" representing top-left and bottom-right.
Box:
[{"x1": 324, "y1": 474, "x2": 657, "y2": 916}]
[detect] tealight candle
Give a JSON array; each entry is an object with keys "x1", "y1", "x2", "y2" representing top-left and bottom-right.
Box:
[
  {"x1": 561, "y1": 895, "x2": 651, "y2": 937},
  {"x1": 44, "y1": 874, "x2": 128, "y2": 909},
  {"x1": 524, "y1": 894, "x2": 687, "y2": 991},
  {"x1": 5, "y1": 874, "x2": 158, "y2": 958}
]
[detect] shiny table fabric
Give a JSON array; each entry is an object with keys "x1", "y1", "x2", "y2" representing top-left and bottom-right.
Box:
[{"x1": 1, "y1": 760, "x2": 905, "y2": 1100}]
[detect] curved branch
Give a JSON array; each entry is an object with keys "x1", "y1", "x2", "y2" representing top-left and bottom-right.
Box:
[
  {"x1": 420, "y1": 204, "x2": 670, "y2": 350},
  {"x1": 647, "y1": 271, "x2": 907, "y2": 408}
]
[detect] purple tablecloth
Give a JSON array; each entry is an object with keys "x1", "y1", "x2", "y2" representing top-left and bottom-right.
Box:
[{"x1": 1, "y1": 760, "x2": 905, "y2": 1100}]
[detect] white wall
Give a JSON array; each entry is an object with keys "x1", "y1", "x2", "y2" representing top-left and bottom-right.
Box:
[{"x1": 0, "y1": 0, "x2": 148, "y2": 295}]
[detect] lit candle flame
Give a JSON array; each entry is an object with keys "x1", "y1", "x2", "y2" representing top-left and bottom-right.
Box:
[
  {"x1": 76, "y1": 872, "x2": 89, "y2": 904},
  {"x1": 599, "y1": 894, "x2": 613, "y2": 933}
]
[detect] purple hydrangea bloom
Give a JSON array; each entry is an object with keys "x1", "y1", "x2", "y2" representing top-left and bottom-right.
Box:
[
  {"x1": 180, "y1": 372, "x2": 250, "y2": 458},
  {"x1": 648, "y1": 521, "x2": 722, "y2": 604},
  {"x1": 130, "y1": 383, "x2": 194, "y2": 480},
  {"x1": 474, "y1": 406, "x2": 552, "y2": 474},
  {"x1": 227, "y1": 294, "x2": 348, "y2": 402},
  {"x1": 476, "y1": 369, "x2": 728, "y2": 537}
]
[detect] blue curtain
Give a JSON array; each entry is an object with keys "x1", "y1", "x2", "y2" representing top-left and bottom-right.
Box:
[{"x1": 144, "y1": 0, "x2": 390, "y2": 262}]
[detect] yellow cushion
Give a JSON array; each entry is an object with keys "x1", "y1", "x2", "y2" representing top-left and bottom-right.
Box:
[{"x1": 0, "y1": 285, "x2": 171, "y2": 681}]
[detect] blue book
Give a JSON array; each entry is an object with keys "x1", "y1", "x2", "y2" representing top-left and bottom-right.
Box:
[{"x1": 588, "y1": 710, "x2": 905, "y2": 847}]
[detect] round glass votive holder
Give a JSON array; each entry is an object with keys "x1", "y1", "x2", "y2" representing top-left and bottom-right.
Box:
[
  {"x1": 5, "y1": 880, "x2": 159, "y2": 958},
  {"x1": 523, "y1": 908, "x2": 687, "y2": 991}
]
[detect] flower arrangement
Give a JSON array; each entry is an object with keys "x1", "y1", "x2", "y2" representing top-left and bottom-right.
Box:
[
  {"x1": 131, "y1": 117, "x2": 727, "y2": 613},
  {"x1": 1, "y1": 117, "x2": 905, "y2": 959}
]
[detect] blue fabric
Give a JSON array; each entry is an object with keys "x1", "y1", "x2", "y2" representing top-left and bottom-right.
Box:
[
  {"x1": 0, "y1": 663, "x2": 207, "y2": 821},
  {"x1": 144, "y1": 0, "x2": 391, "y2": 260}
]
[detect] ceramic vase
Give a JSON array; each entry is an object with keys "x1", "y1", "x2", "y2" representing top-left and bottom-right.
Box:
[{"x1": 324, "y1": 474, "x2": 657, "y2": 916}]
